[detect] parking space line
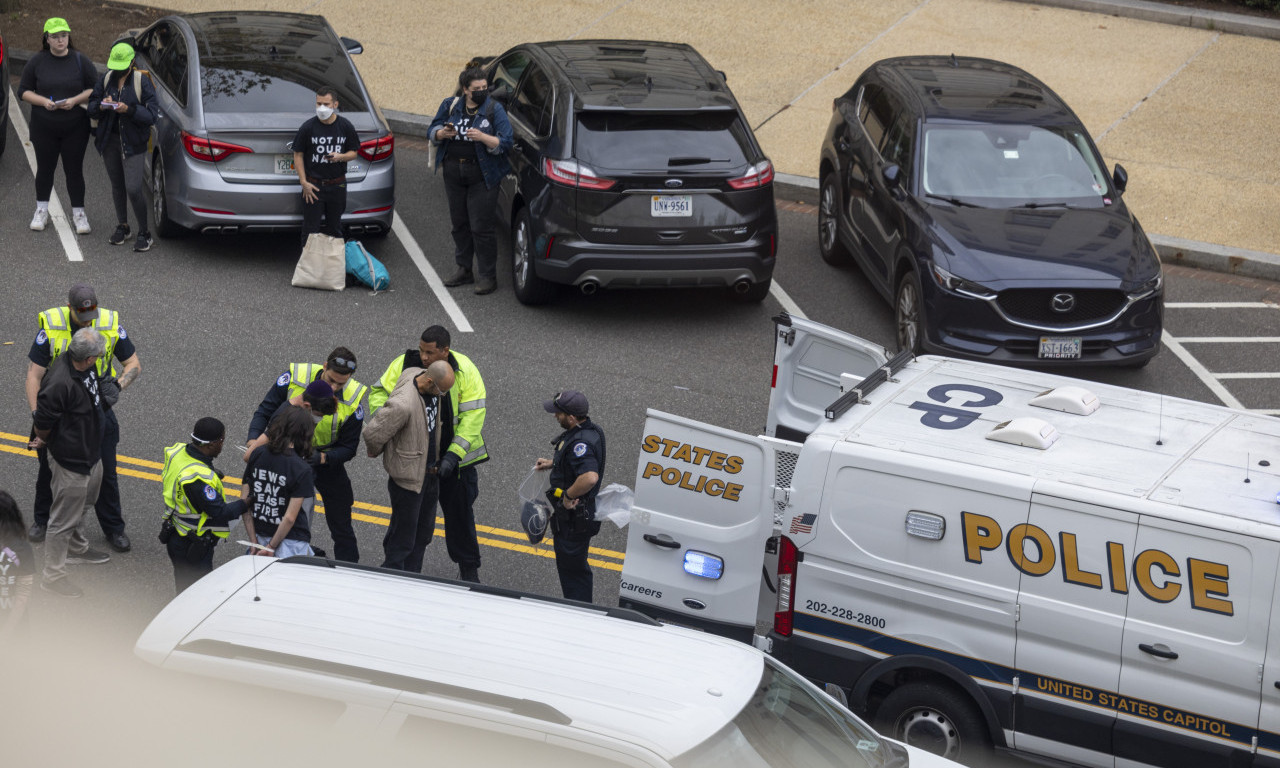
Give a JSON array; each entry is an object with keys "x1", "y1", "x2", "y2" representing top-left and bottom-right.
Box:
[
  {"x1": 1160, "y1": 330, "x2": 1245, "y2": 410},
  {"x1": 7, "y1": 87, "x2": 84, "y2": 263},
  {"x1": 1165, "y1": 302, "x2": 1277, "y2": 309},
  {"x1": 1214, "y1": 372, "x2": 1280, "y2": 379},
  {"x1": 1174, "y1": 337, "x2": 1280, "y2": 343},
  {"x1": 391, "y1": 212, "x2": 473, "y2": 333},
  {"x1": 1097, "y1": 33, "x2": 1219, "y2": 141}
]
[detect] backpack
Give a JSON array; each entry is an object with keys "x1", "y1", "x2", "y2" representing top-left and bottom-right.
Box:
[{"x1": 89, "y1": 69, "x2": 152, "y2": 131}]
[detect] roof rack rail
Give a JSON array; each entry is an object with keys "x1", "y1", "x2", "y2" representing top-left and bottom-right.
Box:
[
  {"x1": 277, "y1": 556, "x2": 662, "y2": 626},
  {"x1": 825, "y1": 349, "x2": 915, "y2": 420}
]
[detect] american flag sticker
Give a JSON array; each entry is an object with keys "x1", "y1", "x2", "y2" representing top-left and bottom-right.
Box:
[{"x1": 789, "y1": 513, "x2": 817, "y2": 535}]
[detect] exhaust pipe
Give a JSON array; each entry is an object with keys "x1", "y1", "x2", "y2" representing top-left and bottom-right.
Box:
[
  {"x1": 579, "y1": 280, "x2": 600, "y2": 296},
  {"x1": 733, "y1": 279, "x2": 752, "y2": 294}
]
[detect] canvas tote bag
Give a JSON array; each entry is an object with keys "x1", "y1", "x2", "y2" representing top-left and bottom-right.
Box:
[{"x1": 292, "y1": 233, "x2": 347, "y2": 291}]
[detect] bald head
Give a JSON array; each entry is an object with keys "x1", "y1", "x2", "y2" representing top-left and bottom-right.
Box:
[{"x1": 415, "y1": 361, "x2": 455, "y2": 396}]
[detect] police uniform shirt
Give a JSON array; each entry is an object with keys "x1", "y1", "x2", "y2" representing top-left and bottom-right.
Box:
[
  {"x1": 293, "y1": 115, "x2": 360, "y2": 181},
  {"x1": 248, "y1": 369, "x2": 365, "y2": 467},
  {"x1": 177, "y1": 444, "x2": 248, "y2": 526},
  {"x1": 551, "y1": 420, "x2": 605, "y2": 515},
  {"x1": 245, "y1": 446, "x2": 316, "y2": 543},
  {"x1": 28, "y1": 324, "x2": 136, "y2": 368}
]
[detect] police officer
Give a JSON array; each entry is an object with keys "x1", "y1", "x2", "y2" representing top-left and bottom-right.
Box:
[
  {"x1": 160, "y1": 417, "x2": 246, "y2": 594},
  {"x1": 247, "y1": 348, "x2": 366, "y2": 562},
  {"x1": 370, "y1": 325, "x2": 486, "y2": 582},
  {"x1": 26, "y1": 283, "x2": 140, "y2": 552},
  {"x1": 534, "y1": 390, "x2": 605, "y2": 603}
]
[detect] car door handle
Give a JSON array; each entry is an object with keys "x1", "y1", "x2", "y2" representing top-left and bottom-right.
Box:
[
  {"x1": 643, "y1": 533, "x2": 681, "y2": 549},
  {"x1": 837, "y1": 139, "x2": 850, "y2": 152},
  {"x1": 1138, "y1": 643, "x2": 1179, "y2": 660}
]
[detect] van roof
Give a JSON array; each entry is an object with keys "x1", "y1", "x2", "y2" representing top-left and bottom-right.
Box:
[
  {"x1": 820, "y1": 356, "x2": 1280, "y2": 529},
  {"x1": 136, "y1": 557, "x2": 762, "y2": 758}
]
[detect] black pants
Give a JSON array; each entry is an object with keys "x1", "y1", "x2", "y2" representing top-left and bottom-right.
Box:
[
  {"x1": 301, "y1": 182, "x2": 346, "y2": 244},
  {"x1": 102, "y1": 135, "x2": 149, "y2": 233},
  {"x1": 552, "y1": 517, "x2": 597, "y2": 603},
  {"x1": 442, "y1": 158, "x2": 499, "y2": 280},
  {"x1": 438, "y1": 464, "x2": 481, "y2": 570},
  {"x1": 314, "y1": 464, "x2": 358, "y2": 562},
  {"x1": 381, "y1": 470, "x2": 439, "y2": 573},
  {"x1": 31, "y1": 113, "x2": 90, "y2": 206},
  {"x1": 34, "y1": 408, "x2": 124, "y2": 536},
  {"x1": 167, "y1": 534, "x2": 215, "y2": 594}
]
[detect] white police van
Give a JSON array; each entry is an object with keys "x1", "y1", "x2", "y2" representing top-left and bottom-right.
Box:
[{"x1": 620, "y1": 313, "x2": 1280, "y2": 768}]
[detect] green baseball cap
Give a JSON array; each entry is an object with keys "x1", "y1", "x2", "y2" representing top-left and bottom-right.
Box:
[
  {"x1": 43, "y1": 18, "x2": 71, "y2": 35},
  {"x1": 107, "y1": 42, "x2": 136, "y2": 71}
]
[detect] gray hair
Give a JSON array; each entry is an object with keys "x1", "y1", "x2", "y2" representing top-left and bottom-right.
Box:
[{"x1": 68, "y1": 327, "x2": 106, "y2": 362}]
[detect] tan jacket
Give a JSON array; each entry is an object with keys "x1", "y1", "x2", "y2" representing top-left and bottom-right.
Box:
[{"x1": 363, "y1": 367, "x2": 436, "y2": 493}]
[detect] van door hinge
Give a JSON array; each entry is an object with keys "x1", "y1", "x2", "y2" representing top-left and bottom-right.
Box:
[
  {"x1": 772, "y1": 486, "x2": 793, "y2": 507},
  {"x1": 1015, "y1": 604, "x2": 1021, "y2": 623},
  {"x1": 780, "y1": 328, "x2": 795, "y2": 346},
  {"x1": 1252, "y1": 736, "x2": 1258, "y2": 755},
  {"x1": 1012, "y1": 676, "x2": 1020, "y2": 695}
]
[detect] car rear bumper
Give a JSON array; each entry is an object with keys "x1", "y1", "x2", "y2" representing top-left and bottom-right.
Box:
[{"x1": 535, "y1": 239, "x2": 776, "y2": 289}]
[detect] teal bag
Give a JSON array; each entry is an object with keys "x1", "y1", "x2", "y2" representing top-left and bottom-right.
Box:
[{"x1": 344, "y1": 241, "x2": 390, "y2": 291}]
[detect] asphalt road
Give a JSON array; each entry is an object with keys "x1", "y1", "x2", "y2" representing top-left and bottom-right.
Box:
[{"x1": 2, "y1": 110, "x2": 1278, "y2": 655}]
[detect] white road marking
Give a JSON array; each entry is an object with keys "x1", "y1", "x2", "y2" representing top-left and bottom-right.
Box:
[
  {"x1": 1098, "y1": 33, "x2": 1219, "y2": 141},
  {"x1": 391, "y1": 212, "x2": 472, "y2": 333},
  {"x1": 1160, "y1": 331, "x2": 1244, "y2": 410},
  {"x1": 1165, "y1": 302, "x2": 1278, "y2": 309},
  {"x1": 1214, "y1": 372, "x2": 1280, "y2": 379},
  {"x1": 770, "y1": 280, "x2": 807, "y2": 320},
  {"x1": 7, "y1": 87, "x2": 83, "y2": 263},
  {"x1": 1175, "y1": 337, "x2": 1280, "y2": 343}
]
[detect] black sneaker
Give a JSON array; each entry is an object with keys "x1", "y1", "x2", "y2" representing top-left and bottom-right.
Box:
[
  {"x1": 41, "y1": 578, "x2": 84, "y2": 598},
  {"x1": 67, "y1": 548, "x2": 111, "y2": 565},
  {"x1": 443, "y1": 267, "x2": 474, "y2": 287},
  {"x1": 459, "y1": 566, "x2": 480, "y2": 583},
  {"x1": 474, "y1": 276, "x2": 498, "y2": 295},
  {"x1": 133, "y1": 232, "x2": 154, "y2": 252},
  {"x1": 109, "y1": 223, "x2": 131, "y2": 245},
  {"x1": 28, "y1": 521, "x2": 46, "y2": 543}
]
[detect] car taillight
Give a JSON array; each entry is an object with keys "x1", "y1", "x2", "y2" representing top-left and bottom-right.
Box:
[
  {"x1": 773, "y1": 535, "x2": 798, "y2": 636},
  {"x1": 181, "y1": 132, "x2": 251, "y2": 163},
  {"x1": 543, "y1": 158, "x2": 616, "y2": 190},
  {"x1": 771, "y1": 364, "x2": 778, "y2": 388},
  {"x1": 728, "y1": 160, "x2": 774, "y2": 190},
  {"x1": 359, "y1": 134, "x2": 394, "y2": 161}
]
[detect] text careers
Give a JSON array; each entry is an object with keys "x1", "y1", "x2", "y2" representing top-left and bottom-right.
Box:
[
  {"x1": 640, "y1": 435, "x2": 745, "y2": 502},
  {"x1": 962, "y1": 512, "x2": 1233, "y2": 615}
]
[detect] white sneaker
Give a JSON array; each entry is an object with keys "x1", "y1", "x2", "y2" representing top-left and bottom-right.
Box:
[
  {"x1": 72, "y1": 209, "x2": 91, "y2": 235},
  {"x1": 30, "y1": 208, "x2": 50, "y2": 231}
]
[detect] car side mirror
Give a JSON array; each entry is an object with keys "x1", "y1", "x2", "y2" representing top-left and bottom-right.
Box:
[
  {"x1": 341, "y1": 37, "x2": 364, "y2": 55},
  {"x1": 883, "y1": 164, "x2": 906, "y2": 200},
  {"x1": 1112, "y1": 163, "x2": 1127, "y2": 195}
]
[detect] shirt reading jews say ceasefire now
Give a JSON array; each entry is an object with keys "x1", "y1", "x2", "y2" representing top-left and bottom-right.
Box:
[
  {"x1": 245, "y1": 446, "x2": 315, "y2": 542},
  {"x1": 292, "y1": 115, "x2": 360, "y2": 181}
]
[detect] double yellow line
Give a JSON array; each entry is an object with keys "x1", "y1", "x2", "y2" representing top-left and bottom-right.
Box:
[{"x1": 0, "y1": 431, "x2": 626, "y2": 571}]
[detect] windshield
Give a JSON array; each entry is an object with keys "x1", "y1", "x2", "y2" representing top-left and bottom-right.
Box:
[
  {"x1": 921, "y1": 123, "x2": 1110, "y2": 205},
  {"x1": 672, "y1": 658, "x2": 887, "y2": 768}
]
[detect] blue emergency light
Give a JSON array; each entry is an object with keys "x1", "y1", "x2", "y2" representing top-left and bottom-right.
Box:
[{"x1": 683, "y1": 550, "x2": 724, "y2": 580}]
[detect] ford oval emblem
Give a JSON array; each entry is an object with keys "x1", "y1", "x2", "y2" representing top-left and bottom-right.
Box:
[
  {"x1": 665, "y1": 179, "x2": 683, "y2": 189},
  {"x1": 1051, "y1": 293, "x2": 1076, "y2": 313},
  {"x1": 683, "y1": 598, "x2": 707, "y2": 610}
]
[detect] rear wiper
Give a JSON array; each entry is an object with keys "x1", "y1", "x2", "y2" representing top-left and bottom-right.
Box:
[
  {"x1": 668, "y1": 157, "x2": 730, "y2": 166},
  {"x1": 1015, "y1": 201, "x2": 1072, "y2": 209},
  {"x1": 924, "y1": 193, "x2": 984, "y2": 208}
]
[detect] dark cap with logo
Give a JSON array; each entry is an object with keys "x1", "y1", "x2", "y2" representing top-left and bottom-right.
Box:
[
  {"x1": 544, "y1": 390, "x2": 588, "y2": 418},
  {"x1": 191, "y1": 417, "x2": 226, "y2": 444},
  {"x1": 68, "y1": 284, "x2": 97, "y2": 311}
]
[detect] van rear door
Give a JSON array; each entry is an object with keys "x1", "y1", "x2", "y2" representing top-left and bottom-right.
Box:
[
  {"x1": 620, "y1": 410, "x2": 791, "y2": 644},
  {"x1": 767, "y1": 313, "x2": 888, "y2": 442}
]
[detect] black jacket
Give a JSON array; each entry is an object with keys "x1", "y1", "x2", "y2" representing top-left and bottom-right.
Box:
[
  {"x1": 88, "y1": 68, "x2": 158, "y2": 158},
  {"x1": 33, "y1": 355, "x2": 104, "y2": 475}
]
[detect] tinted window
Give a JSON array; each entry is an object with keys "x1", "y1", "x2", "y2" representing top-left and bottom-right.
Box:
[
  {"x1": 858, "y1": 83, "x2": 892, "y2": 152},
  {"x1": 143, "y1": 23, "x2": 188, "y2": 106},
  {"x1": 490, "y1": 51, "x2": 529, "y2": 104},
  {"x1": 575, "y1": 111, "x2": 752, "y2": 171},
  {"x1": 880, "y1": 114, "x2": 914, "y2": 172},
  {"x1": 512, "y1": 64, "x2": 553, "y2": 136}
]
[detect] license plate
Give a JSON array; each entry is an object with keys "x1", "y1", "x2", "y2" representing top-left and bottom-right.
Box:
[
  {"x1": 274, "y1": 154, "x2": 295, "y2": 174},
  {"x1": 651, "y1": 195, "x2": 692, "y2": 217},
  {"x1": 1038, "y1": 336, "x2": 1082, "y2": 359}
]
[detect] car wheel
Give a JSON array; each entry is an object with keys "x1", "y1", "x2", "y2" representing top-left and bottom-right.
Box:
[
  {"x1": 731, "y1": 277, "x2": 772, "y2": 303},
  {"x1": 818, "y1": 175, "x2": 849, "y2": 266},
  {"x1": 511, "y1": 208, "x2": 556, "y2": 305},
  {"x1": 896, "y1": 268, "x2": 925, "y2": 354},
  {"x1": 875, "y1": 683, "x2": 991, "y2": 763},
  {"x1": 150, "y1": 155, "x2": 185, "y2": 239}
]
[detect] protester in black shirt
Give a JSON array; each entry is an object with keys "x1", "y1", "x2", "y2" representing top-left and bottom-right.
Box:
[
  {"x1": 17, "y1": 18, "x2": 98, "y2": 234},
  {"x1": 243, "y1": 406, "x2": 316, "y2": 558},
  {"x1": 0, "y1": 491, "x2": 36, "y2": 643},
  {"x1": 292, "y1": 85, "x2": 360, "y2": 245}
]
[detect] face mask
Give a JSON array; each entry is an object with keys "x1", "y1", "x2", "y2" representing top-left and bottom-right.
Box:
[
  {"x1": 316, "y1": 105, "x2": 335, "y2": 121},
  {"x1": 470, "y1": 90, "x2": 488, "y2": 106}
]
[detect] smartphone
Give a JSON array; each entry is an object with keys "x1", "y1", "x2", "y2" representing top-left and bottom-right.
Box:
[{"x1": 53, "y1": 98, "x2": 68, "y2": 106}]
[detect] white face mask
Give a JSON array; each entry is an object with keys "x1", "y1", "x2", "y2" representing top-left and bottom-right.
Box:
[{"x1": 316, "y1": 105, "x2": 335, "y2": 121}]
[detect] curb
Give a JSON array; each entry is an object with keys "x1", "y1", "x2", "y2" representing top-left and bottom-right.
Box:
[{"x1": 1008, "y1": 0, "x2": 1280, "y2": 40}]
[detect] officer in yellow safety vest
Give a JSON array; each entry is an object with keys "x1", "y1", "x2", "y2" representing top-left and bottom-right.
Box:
[
  {"x1": 247, "y1": 347, "x2": 367, "y2": 562},
  {"x1": 369, "y1": 325, "x2": 487, "y2": 582},
  {"x1": 160, "y1": 417, "x2": 246, "y2": 594},
  {"x1": 25, "y1": 283, "x2": 141, "y2": 553}
]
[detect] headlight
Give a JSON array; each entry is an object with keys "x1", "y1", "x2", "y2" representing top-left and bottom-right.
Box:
[
  {"x1": 1129, "y1": 271, "x2": 1163, "y2": 300},
  {"x1": 931, "y1": 264, "x2": 997, "y2": 299}
]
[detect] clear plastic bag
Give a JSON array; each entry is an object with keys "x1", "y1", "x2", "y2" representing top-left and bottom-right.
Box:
[
  {"x1": 517, "y1": 467, "x2": 553, "y2": 543},
  {"x1": 595, "y1": 483, "x2": 634, "y2": 528}
]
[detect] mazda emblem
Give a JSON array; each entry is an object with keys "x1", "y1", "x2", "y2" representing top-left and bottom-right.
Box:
[
  {"x1": 1051, "y1": 293, "x2": 1076, "y2": 313},
  {"x1": 664, "y1": 179, "x2": 683, "y2": 188}
]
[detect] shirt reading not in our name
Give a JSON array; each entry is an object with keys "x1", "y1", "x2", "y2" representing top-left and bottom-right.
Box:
[{"x1": 292, "y1": 115, "x2": 360, "y2": 181}]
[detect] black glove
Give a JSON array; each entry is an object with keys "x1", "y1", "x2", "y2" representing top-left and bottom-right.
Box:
[
  {"x1": 438, "y1": 452, "x2": 459, "y2": 478},
  {"x1": 99, "y1": 376, "x2": 121, "y2": 409}
]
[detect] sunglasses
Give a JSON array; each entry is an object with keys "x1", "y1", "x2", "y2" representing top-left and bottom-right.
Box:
[
  {"x1": 328, "y1": 356, "x2": 357, "y2": 373},
  {"x1": 73, "y1": 303, "x2": 97, "y2": 313}
]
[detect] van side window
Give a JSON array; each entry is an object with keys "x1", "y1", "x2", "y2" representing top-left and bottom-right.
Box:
[{"x1": 513, "y1": 64, "x2": 554, "y2": 137}]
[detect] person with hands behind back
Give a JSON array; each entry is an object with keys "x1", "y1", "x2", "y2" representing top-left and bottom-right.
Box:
[
  {"x1": 293, "y1": 85, "x2": 360, "y2": 246},
  {"x1": 242, "y1": 406, "x2": 316, "y2": 559},
  {"x1": 88, "y1": 42, "x2": 158, "y2": 252}
]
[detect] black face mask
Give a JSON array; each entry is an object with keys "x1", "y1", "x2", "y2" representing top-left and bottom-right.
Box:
[{"x1": 470, "y1": 89, "x2": 488, "y2": 106}]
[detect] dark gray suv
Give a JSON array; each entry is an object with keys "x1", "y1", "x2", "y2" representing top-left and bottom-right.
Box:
[{"x1": 486, "y1": 40, "x2": 778, "y2": 304}]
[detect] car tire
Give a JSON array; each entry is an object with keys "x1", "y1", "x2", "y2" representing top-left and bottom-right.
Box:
[
  {"x1": 511, "y1": 208, "x2": 556, "y2": 305},
  {"x1": 732, "y1": 277, "x2": 772, "y2": 303},
  {"x1": 875, "y1": 683, "x2": 991, "y2": 763},
  {"x1": 818, "y1": 174, "x2": 849, "y2": 266},
  {"x1": 896, "y1": 268, "x2": 925, "y2": 354},
  {"x1": 150, "y1": 155, "x2": 186, "y2": 239}
]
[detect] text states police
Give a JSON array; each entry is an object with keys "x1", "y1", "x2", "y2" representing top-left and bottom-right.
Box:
[{"x1": 640, "y1": 435, "x2": 744, "y2": 502}]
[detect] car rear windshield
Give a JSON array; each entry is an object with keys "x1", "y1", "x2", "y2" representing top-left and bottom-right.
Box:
[
  {"x1": 201, "y1": 59, "x2": 368, "y2": 114},
  {"x1": 575, "y1": 111, "x2": 753, "y2": 171}
]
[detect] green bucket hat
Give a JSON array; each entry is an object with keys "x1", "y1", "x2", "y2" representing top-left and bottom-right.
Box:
[
  {"x1": 43, "y1": 17, "x2": 72, "y2": 36},
  {"x1": 107, "y1": 42, "x2": 136, "y2": 71}
]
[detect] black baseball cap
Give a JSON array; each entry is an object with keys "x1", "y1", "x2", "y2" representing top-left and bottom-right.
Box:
[{"x1": 544, "y1": 390, "x2": 588, "y2": 417}]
